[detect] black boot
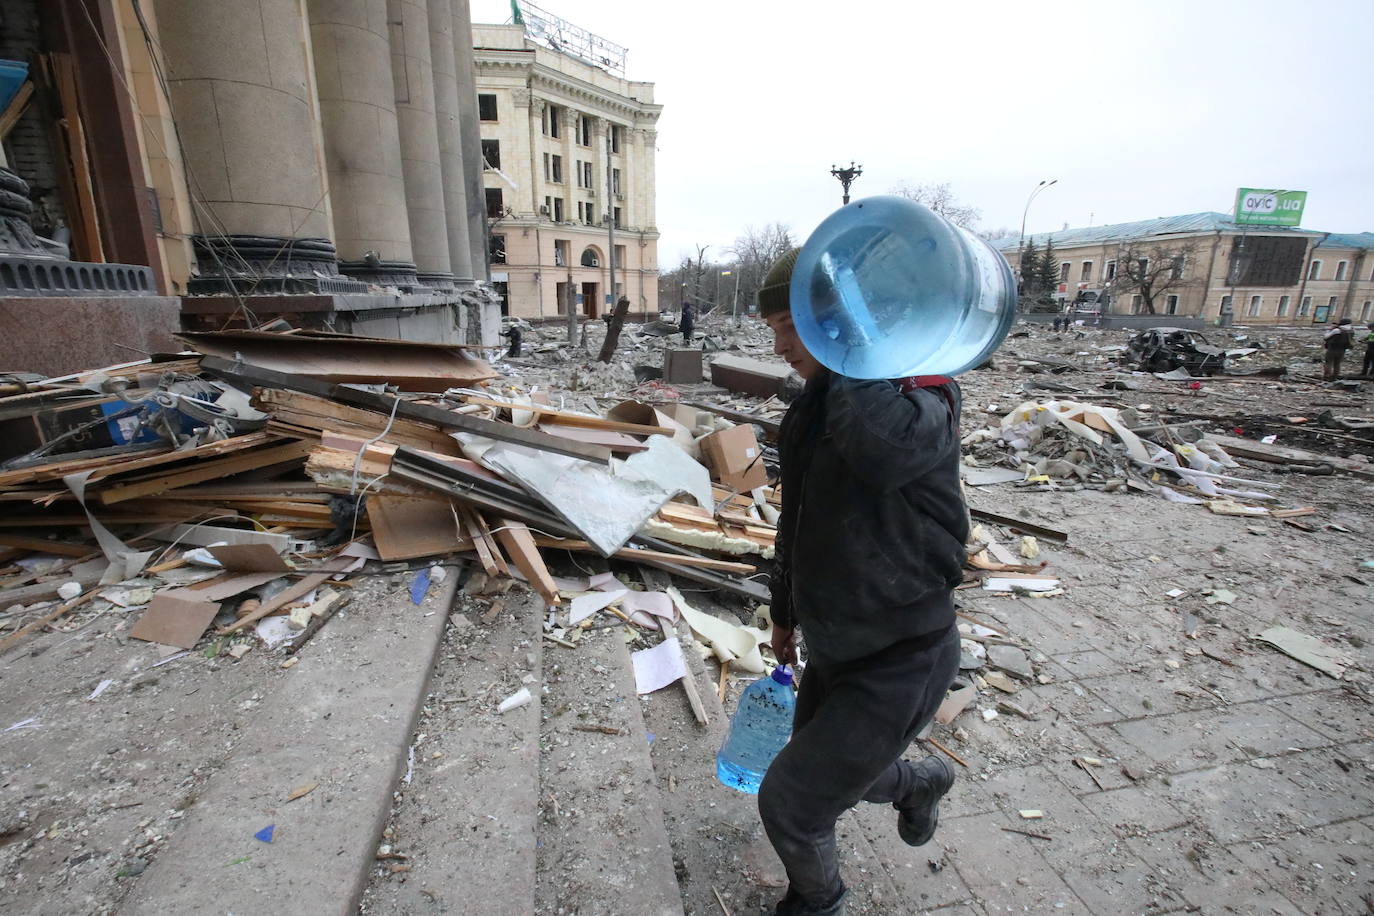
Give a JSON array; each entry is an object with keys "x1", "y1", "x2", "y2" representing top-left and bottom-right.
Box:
[
  {"x1": 896, "y1": 755, "x2": 955, "y2": 847},
  {"x1": 768, "y1": 884, "x2": 847, "y2": 916}
]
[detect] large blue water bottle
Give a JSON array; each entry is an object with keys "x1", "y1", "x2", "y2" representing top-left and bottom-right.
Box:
[
  {"x1": 716, "y1": 666, "x2": 795, "y2": 794},
  {"x1": 789, "y1": 195, "x2": 1017, "y2": 379}
]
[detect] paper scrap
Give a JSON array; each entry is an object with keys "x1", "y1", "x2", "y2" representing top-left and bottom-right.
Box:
[
  {"x1": 621, "y1": 590, "x2": 676, "y2": 630},
  {"x1": 668, "y1": 586, "x2": 767, "y2": 674},
  {"x1": 1204, "y1": 589, "x2": 1237, "y2": 605},
  {"x1": 87, "y1": 679, "x2": 114, "y2": 700},
  {"x1": 62, "y1": 470, "x2": 153, "y2": 584},
  {"x1": 631, "y1": 636, "x2": 690, "y2": 695},
  {"x1": 1019, "y1": 809, "x2": 1044, "y2": 819},
  {"x1": 5, "y1": 717, "x2": 40, "y2": 731},
  {"x1": 1253, "y1": 626, "x2": 1350, "y2": 679},
  {"x1": 568, "y1": 588, "x2": 628, "y2": 625},
  {"x1": 255, "y1": 615, "x2": 299, "y2": 649},
  {"x1": 498, "y1": 687, "x2": 532, "y2": 713},
  {"x1": 207, "y1": 543, "x2": 291, "y2": 573},
  {"x1": 984, "y1": 576, "x2": 1061, "y2": 593}
]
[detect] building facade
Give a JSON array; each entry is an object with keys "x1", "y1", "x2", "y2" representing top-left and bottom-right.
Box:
[
  {"x1": 994, "y1": 215, "x2": 1374, "y2": 326},
  {"x1": 473, "y1": 23, "x2": 661, "y2": 320},
  {"x1": 0, "y1": 0, "x2": 500, "y2": 376}
]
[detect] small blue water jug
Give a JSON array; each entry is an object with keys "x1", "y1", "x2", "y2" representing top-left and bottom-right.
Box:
[{"x1": 716, "y1": 666, "x2": 795, "y2": 794}]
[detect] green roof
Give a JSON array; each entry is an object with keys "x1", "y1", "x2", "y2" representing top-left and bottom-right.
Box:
[{"x1": 990, "y1": 211, "x2": 1327, "y2": 251}]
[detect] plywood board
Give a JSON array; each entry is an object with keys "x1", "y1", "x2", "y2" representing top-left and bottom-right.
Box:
[
  {"x1": 367, "y1": 493, "x2": 472, "y2": 561},
  {"x1": 206, "y1": 543, "x2": 291, "y2": 572},
  {"x1": 129, "y1": 592, "x2": 220, "y2": 649}
]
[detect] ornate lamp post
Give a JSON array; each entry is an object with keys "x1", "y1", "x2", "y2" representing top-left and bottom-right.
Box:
[{"x1": 830, "y1": 162, "x2": 863, "y2": 205}]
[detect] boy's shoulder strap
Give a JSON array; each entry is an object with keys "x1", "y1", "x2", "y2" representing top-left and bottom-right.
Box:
[{"x1": 894, "y1": 375, "x2": 956, "y2": 420}]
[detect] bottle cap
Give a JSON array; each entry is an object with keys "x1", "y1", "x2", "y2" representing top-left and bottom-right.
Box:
[{"x1": 770, "y1": 665, "x2": 793, "y2": 686}]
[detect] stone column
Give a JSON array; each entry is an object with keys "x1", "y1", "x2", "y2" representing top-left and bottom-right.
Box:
[
  {"x1": 523, "y1": 93, "x2": 544, "y2": 216},
  {"x1": 641, "y1": 128, "x2": 658, "y2": 231},
  {"x1": 307, "y1": 0, "x2": 418, "y2": 288},
  {"x1": 388, "y1": 0, "x2": 452, "y2": 286},
  {"x1": 153, "y1": 0, "x2": 356, "y2": 293},
  {"x1": 450, "y1": 0, "x2": 488, "y2": 282},
  {"x1": 427, "y1": 0, "x2": 474, "y2": 285}
]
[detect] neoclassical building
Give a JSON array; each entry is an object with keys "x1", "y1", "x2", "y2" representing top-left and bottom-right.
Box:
[{"x1": 473, "y1": 22, "x2": 661, "y2": 320}]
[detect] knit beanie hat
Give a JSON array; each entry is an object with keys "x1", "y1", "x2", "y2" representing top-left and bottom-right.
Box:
[{"x1": 758, "y1": 248, "x2": 801, "y2": 318}]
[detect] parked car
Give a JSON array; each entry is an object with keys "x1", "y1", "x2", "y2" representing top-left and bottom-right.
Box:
[{"x1": 1127, "y1": 327, "x2": 1228, "y2": 375}]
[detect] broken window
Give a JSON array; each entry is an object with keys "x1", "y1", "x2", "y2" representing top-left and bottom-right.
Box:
[
  {"x1": 543, "y1": 195, "x2": 552, "y2": 217},
  {"x1": 1328, "y1": 295, "x2": 1339, "y2": 311},
  {"x1": 612, "y1": 125, "x2": 624, "y2": 153},
  {"x1": 1278, "y1": 295, "x2": 1291, "y2": 317},
  {"x1": 543, "y1": 153, "x2": 550, "y2": 181},
  {"x1": 614, "y1": 207, "x2": 623, "y2": 229},
  {"x1": 1220, "y1": 294, "x2": 1232, "y2": 314},
  {"x1": 1104, "y1": 260, "x2": 1117, "y2": 281},
  {"x1": 573, "y1": 159, "x2": 582, "y2": 188},
  {"x1": 1335, "y1": 261, "x2": 1348, "y2": 281},
  {"x1": 578, "y1": 115, "x2": 592, "y2": 146},
  {"x1": 580, "y1": 247, "x2": 599, "y2": 267},
  {"x1": 481, "y1": 139, "x2": 500, "y2": 171},
  {"x1": 551, "y1": 154, "x2": 562, "y2": 183},
  {"x1": 1080, "y1": 261, "x2": 1092, "y2": 282},
  {"x1": 1228, "y1": 236, "x2": 1306, "y2": 287},
  {"x1": 1131, "y1": 295, "x2": 1143, "y2": 314},
  {"x1": 547, "y1": 106, "x2": 560, "y2": 138},
  {"x1": 612, "y1": 168, "x2": 622, "y2": 197},
  {"x1": 485, "y1": 187, "x2": 504, "y2": 218},
  {"x1": 553, "y1": 198, "x2": 564, "y2": 222},
  {"x1": 1058, "y1": 262, "x2": 1070, "y2": 282},
  {"x1": 1362, "y1": 300, "x2": 1371, "y2": 321},
  {"x1": 489, "y1": 234, "x2": 506, "y2": 264},
  {"x1": 1171, "y1": 256, "x2": 1185, "y2": 280},
  {"x1": 583, "y1": 161, "x2": 593, "y2": 189},
  {"x1": 479, "y1": 94, "x2": 498, "y2": 121},
  {"x1": 554, "y1": 239, "x2": 569, "y2": 267},
  {"x1": 1167, "y1": 294, "x2": 1181, "y2": 315},
  {"x1": 1308, "y1": 259, "x2": 1322, "y2": 281},
  {"x1": 1247, "y1": 295, "x2": 1261, "y2": 317},
  {"x1": 1298, "y1": 296, "x2": 1311, "y2": 316}
]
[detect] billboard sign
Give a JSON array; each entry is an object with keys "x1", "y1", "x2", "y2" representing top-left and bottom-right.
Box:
[{"x1": 1234, "y1": 188, "x2": 1307, "y2": 227}]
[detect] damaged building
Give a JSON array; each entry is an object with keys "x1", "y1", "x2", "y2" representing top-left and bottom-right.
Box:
[
  {"x1": 0, "y1": 0, "x2": 508, "y2": 376},
  {"x1": 993, "y1": 214, "x2": 1374, "y2": 327},
  {"x1": 473, "y1": 3, "x2": 662, "y2": 321}
]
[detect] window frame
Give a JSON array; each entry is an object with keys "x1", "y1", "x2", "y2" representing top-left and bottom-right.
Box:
[
  {"x1": 1277, "y1": 295, "x2": 1290, "y2": 317},
  {"x1": 1308, "y1": 259, "x2": 1322, "y2": 281},
  {"x1": 478, "y1": 93, "x2": 498, "y2": 122}
]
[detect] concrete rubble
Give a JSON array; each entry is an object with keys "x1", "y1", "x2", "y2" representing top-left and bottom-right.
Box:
[{"x1": 0, "y1": 312, "x2": 1371, "y2": 915}]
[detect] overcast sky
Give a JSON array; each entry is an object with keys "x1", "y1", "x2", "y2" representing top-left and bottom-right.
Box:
[{"x1": 471, "y1": 0, "x2": 1374, "y2": 269}]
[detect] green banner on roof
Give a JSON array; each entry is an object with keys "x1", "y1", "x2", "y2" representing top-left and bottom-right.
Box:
[
  {"x1": 1233, "y1": 188, "x2": 1307, "y2": 227},
  {"x1": 511, "y1": 0, "x2": 524, "y2": 25}
]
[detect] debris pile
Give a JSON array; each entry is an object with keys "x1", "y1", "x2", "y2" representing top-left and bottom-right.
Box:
[{"x1": 0, "y1": 327, "x2": 782, "y2": 665}]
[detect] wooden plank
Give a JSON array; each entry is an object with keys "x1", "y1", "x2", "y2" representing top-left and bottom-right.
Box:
[
  {"x1": 0, "y1": 585, "x2": 100, "y2": 653},
  {"x1": 493, "y1": 519, "x2": 559, "y2": 605},
  {"x1": 967, "y1": 507, "x2": 1070, "y2": 544},
  {"x1": 82, "y1": 432, "x2": 276, "y2": 484},
  {"x1": 1209, "y1": 434, "x2": 1374, "y2": 480},
  {"x1": 46, "y1": 52, "x2": 103, "y2": 261},
  {"x1": 98, "y1": 439, "x2": 312, "y2": 504},
  {"x1": 531, "y1": 536, "x2": 757, "y2": 575},
  {"x1": 201, "y1": 357, "x2": 611, "y2": 465},
  {"x1": 255, "y1": 388, "x2": 461, "y2": 454},
  {"x1": 685, "y1": 401, "x2": 782, "y2": 439},
  {"x1": 219, "y1": 558, "x2": 354, "y2": 634},
  {"x1": 460, "y1": 506, "x2": 500, "y2": 577},
  {"x1": 465, "y1": 508, "x2": 509, "y2": 577},
  {"x1": 0, "y1": 80, "x2": 34, "y2": 137},
  {"x1": 459, "y1": 393, "x2": 674, "y2": 437},
  {"x1": 537, "y1": 422, "x2": 649, "y2": 453},
  {"x1": 0, "y1": 533, "x2": 93, "y2": 557}
]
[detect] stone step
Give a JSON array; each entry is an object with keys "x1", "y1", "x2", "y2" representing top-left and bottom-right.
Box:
[
  {"x1": 535, "y1": 621, "x2": 684, "y2": 916},
  {"x1": 120, "y1": 572, "x2": 458, "y2": 915},
  {"x1": 640, "y1": 618, "x2": 785, "y2": 916},
  {"x1": 361, "y1": 587, "x2": 544, "y2": 915}
]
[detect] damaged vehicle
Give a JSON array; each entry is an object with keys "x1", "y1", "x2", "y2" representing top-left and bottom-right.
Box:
[{"x1": 1126, "y1": 327, "x2": 1228, "y2": 375}]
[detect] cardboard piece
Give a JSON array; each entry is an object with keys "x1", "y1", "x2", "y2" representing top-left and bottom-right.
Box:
[
  {"x1": 1253, "y1": 626, "x2": 1350, "y2": 678},
  {"x1": 207, "y1": 543, "x2": 291, "y2": 572},
  {"x1": 699, "y1": 424, "x2": 767, "y2": 493},
  {"x1": 605, "y1": 401, "x2": 696, "y2": 453},
  {"x1": 129, "y1": 593, "x2": 221, "y2": 649},
  {"x1": 184, "y1": 571, "x2": 287, "y2": 601}
]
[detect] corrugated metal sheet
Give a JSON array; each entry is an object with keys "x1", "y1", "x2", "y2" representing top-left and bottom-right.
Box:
[
  {"x1": 1315, "y1": 232, "x2": 1374, "y2": 250},
  {"x1": 990, "y1": 211, "x2": 1324, "y2": 252}
]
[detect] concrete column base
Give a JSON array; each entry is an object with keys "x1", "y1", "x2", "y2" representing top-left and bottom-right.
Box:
[{"x1": 188, "y1": 235, "x2": 368, "y2": 296}]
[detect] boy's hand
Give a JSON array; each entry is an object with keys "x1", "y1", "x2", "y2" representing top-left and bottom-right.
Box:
[{"x1": 771, "y1": 624, "x2": 796, "y2": 666}]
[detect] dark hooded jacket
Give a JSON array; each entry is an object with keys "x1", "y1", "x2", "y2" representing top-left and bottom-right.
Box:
[{"x1": 771, "y1": 369, "x2": 968, "y2": 663}]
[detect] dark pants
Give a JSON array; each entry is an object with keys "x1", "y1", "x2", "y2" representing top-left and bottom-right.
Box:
[
  {"x1": 758, "y1": 625, "x2": 961, "y2": 905},
  {"x1": 1324, "y1": 349, "x2": 1347, "y2": 380},
  {"x1": 680, "y1": 322, "x2": 693, "y2": 343},
  {"x1": 1363, "y1": 344, "x2": 1374, "y2": 378}
]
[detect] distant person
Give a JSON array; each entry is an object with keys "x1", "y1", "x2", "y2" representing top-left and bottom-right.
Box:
[
  {"x1": 679, "y1": 299, "x2": 695, "y2": 343},
  {"x1": 1363, "y1": 323, "x2": 1374, "y2": 378},
  {"x1": 500, "y1": 325, "x2": 522, "y2": 358},
  {"x1": 1323, "y1": 318, "x2": 1353, "y2": 380},
  {"x1": 1051, "y1": 316, "x2": 1062, "y2": 332}
]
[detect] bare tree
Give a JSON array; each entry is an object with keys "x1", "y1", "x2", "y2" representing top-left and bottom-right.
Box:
[
  {"x1": 729, "y1": 223, "x2": 795, "y2": 315},
  {"x1": 977, "y1": 226, "x2": 1016, "y2": 242},
  {"x1": 1106, "y1": 240, "x2": 1203, "y2": 314},
  {"x1": 891, "y1": 182, "x2": 982, "y2": 229}
]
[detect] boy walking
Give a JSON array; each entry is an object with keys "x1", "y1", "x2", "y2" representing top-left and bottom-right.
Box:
[{"x1": 755, "y1": 249, "x2": 965, "y2": 915}]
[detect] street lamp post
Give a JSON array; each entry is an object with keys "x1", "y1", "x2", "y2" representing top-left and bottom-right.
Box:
[
  {"x1": 1017, "y1": 179, "x2": 1058, "y2": 257},
  {"x1": 830, "y1": 162, "x2": 863, "y2": 205}
]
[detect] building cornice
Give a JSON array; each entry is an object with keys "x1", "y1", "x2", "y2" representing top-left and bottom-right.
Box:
[{"x1": 475, "y1": 51, "x2": 661, "y2": 123}]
